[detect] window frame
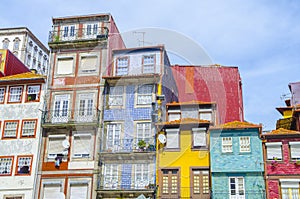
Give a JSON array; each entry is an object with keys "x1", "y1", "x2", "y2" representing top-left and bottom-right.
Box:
[
  {"x1": 239, "y1": 136, "x2": 251, "y2": 153},
  {"x1": 136, "y1": 84, "x2": 153, "y2": 106},
  {"x1": 2, "y1": 38, "x2": 10, "y2": 49},
  {"x1": 192, "y1": 128, "x2": 208, "y2": 149},
  {"x1": 72, "y1": 132, "x2": 93, "y2": 159},
  {"x1": 2, "y1": 120, "x2": 19, "y2": 139},
  {"x1": 107, "y1": 86, "x2": 125, "y2": 108},
  {"x1": 116, "y1": 56, "x2": 129, "y2": 76},
  {"x1": 266, "y1": 142, "x2": 283, "y2": 161},
  {"x1": 142, "y1": 55, "x2": 156, "y2": 74},
  {"x1": 79, "y1": 54, "x2": 98, "y2": 74},
  {"x1": 4, "y1": 195, "x2": 24, "y2": 199},
  {"x1": 20, "y1": 119, "x2": 38, "y2": 138},
  {"x1": 25, "y1": 84, "x2": 41, "y2": 102},
  {"x1": 8, "y1": 85, "x2": 23, "y2": 103},
  {"x1": 0, "y1": 87, "x2": 6, "y2": 104},
  {"x1": 134, "y1": 164, "x2": 150, "y2": 189},
  {"x1": 222, "y1": 137, "x2": 233, "y2": 153},
  {"x1": 103, "y1": 164, "x2": 119, "y2": 189},
  {"x1": 167, "y1": 110, "x2": 181, "y2": 122},
  {"x1": 47, "y1": 134, "x2": 67, "y2": 161},
  {"x1": 55, "y1": 56, "x2": 75, "y2": 76},
  {"x1": 15, "y1": 155, "x2": 33, "y2": 176},
  {"x1": 68, "y1": 180, "x2": 90, "y2": 199},
  {"x1": 0, "y1": 156, "x2": 14, "y2": 176},
  {"x1": 228, "y1": 176, "x2": 245, "y2": 199},
  {"x1": 289, "y1": 142, "x2": 300, "y2": 160},
  {"x1": 165, "y1": 129, "x2": 180, "y2": 150},
  {"x1": 106, "y1": 123, "x2": 122, "y2": 152}
]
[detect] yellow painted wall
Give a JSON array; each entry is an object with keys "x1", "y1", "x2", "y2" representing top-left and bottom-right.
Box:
[
  {"x1": 0, "y1": 49, "x2": 7, "y2": 74},
  {"x1": 283, "y1": 110, "x2": 293, "y2": 118},
  {"x1": 157, "y1": 130, "x2": 209, "y2": 198}
]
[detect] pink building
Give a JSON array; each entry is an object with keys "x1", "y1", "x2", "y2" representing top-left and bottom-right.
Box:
[{"x1": 261, "y1": 128, "x2": 300, "y2": 199}]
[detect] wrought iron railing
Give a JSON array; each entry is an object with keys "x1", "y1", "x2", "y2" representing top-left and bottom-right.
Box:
[
  {"x1": 100, "y1": 138, "x2": 156, "y2": 153},
  {"x1": 43, "y1": 109, "x2": 100, "y2": 124},
  {"x1": 48, "y1": 27, "x2": 109, "y2": 43}
]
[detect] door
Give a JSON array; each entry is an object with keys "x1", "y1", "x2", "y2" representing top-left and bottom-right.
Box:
[
  {"x1": 160, "y1": 169, "x2": 180, "y2": 199},
  {"x1": 191, "y1": 169, "x2": 210, "y2": 199},
  {"x1": 52, "y1": 94, "x2": 70, "y2": 123},
  {"x1": 106, "y1": 123, "x2": 121, "y2": 152},
  {"x1": 76, "y1": 93, "x2": 94, "y2": 122},
  {"x1": 229, "y1": 177, "x2": 245, "y2": 199}
]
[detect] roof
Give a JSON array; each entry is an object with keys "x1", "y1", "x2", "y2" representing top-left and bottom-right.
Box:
[
  {"x1": 276, "y1": 106, "x2": 293, "y2": 115},
  {"x1": 112, "y1": 45, "x2": 165, "y2": 54},
  {"x1": 166, "y1": 100, "x2": 216, "y2": 106},
  {"x1": 52, "y1": 13, "x2": 111, "y2": 22},
  {"x1": 156, "y1": 118, "x2": 210, "y2": 126},
  {"x1": 0, "y1": 72, "x2": 46, "y2": 83},
  {"x1": 263, "y1": 128, "x2": 300, "y2": 136},
  {"x1": 211, "y1": 121, "x2": 261, "y2": 130}
]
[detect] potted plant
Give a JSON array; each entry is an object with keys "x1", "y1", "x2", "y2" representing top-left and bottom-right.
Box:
[
  {"x1": 295, "y1": 159, "x2": 300, "y2": 166},
  {"x1": 271, "y1": 157, "x2": 278, "y2": 168},
  {"x1": 138, "y1": 140, "x2": 147, "y2": 151}
]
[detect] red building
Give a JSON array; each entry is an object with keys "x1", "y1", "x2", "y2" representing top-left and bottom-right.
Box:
[
  {"x1": 171, "y1": 65, "x2": 244, "y2": 124},
  {"x1": 261, "y1": 128, "x2": 300, "y2": 199}
]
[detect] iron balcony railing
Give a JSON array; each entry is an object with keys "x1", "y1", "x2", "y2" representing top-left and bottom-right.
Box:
[
  {"x1": 100, "y1": 138, "x2": 156, "y2": 153},
  {"x1": 43, "y1": 109, "x2": 100, "y2": 125},
  {"x1": 98, "y1": 175, "x2": 156, "y2": 191},
  {"x1": 48, "y1": 27, "x2": 109, "y2": 43}
]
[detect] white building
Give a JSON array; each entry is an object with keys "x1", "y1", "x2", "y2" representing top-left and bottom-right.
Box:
[
  {"x1": 0, "y1": 72, "x2": 46, "y2": 199},
  {"x1": 0, "y1": 27, "x2": 49, "y2": 75}
]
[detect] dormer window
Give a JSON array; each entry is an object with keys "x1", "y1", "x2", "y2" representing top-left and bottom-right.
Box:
[{"x1": 142, "y1": 55, "x2": 155, "y2": 74}]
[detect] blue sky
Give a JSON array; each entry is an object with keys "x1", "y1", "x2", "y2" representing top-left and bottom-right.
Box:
[{"x1": 1, "y1": 0, "x2": 300, "y2": 130}]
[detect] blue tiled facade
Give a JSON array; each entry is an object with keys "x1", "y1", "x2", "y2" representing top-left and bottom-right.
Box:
[{"x1": 210, "y1": 127, "x2": 266, "y2": 199}]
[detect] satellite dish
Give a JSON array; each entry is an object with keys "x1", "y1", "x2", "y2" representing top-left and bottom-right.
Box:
[
  {"x1": 62, "y1": 139, "x2": 70, "y2": 149},
  {"x1": 158, "y1": 134, "x2": 166, "y2": 144}
]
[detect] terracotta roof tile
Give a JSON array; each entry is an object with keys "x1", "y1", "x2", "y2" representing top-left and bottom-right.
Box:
[
  {"x1": 212, "y1": 121, "x2": 261, "y2": 129},
  {"x1": 156, "y1": 118, "x2": 210, "y2": 126},
  {"x1": 264, "y1": 128, "x2": 300, "y2": 135}
]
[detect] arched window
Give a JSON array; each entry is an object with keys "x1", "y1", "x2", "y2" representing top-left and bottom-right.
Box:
[{"x1": 2, "y1": 38, "x2": 10, "y2": 49}]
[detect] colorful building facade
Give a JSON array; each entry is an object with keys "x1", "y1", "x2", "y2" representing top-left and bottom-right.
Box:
[
  {"x1": 261, "y1": 128, "x2": 300, "y2": 199},
  {"x1": 156, "y1": 101, "x2": 216, "y2": 199},
  {"x1": 210, "y1": 121, "x2": 265, "y2": 199},
  {"x1": 97, "y1": 45, "x2": 178, "y2": 199},
  {"x1": 0, "y1": 72, "x2": 46, "y2": 199},
  {"x1": 38, "y1": 13, "x2": 125, "y2": 199},
  {"x1": 171, "y1": 65, "x2": 244, "y2": 124}
]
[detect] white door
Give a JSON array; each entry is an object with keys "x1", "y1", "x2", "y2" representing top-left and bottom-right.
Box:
[
  {"x1": 52, "y1": 94, "x2": 70, "y2": 123},
  {"x1": 76, "y1": 93, "x2": 94, "y2": 122},
  {"x1": 106, "y1": 124, "x2": 121, "y2": 152},
  {"x1": 229, "y1": 177, "x2": 245, "y2": 199}
]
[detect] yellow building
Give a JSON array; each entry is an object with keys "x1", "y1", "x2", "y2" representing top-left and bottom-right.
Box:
[{"x1": 156, "y1": 101, "x2": 216, "y2": 199}]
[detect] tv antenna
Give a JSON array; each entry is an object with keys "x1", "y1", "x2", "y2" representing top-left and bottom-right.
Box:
[{"x1": 133, "y1": 31, "x2": 146, "y2": 46}]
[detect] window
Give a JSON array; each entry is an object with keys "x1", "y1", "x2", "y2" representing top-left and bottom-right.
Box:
[
  {"x1": 16, "y1": 156, "x2": 32, "y2": 175},
  {"x1": 161, "y1": 169, "x2": 179, "y2": 198},
  {"x1": 116, "y1": 57, "x2": 129, "y2": 75},
  {"x1": 56, "y1": 57, "x2": 74, "y2": 75},
  {"x1": 73, "y1": 133, "x2": 92, "y2": 158},
  {"x1": 0, "y1": 87, "x2": 5, "y2": 103},
  {"x1": 229, "y1": 177, "x2": 245, "y2": 199},
  {"x1": 70, "y1": 25, "x2": 75, "y2": 37},
  {"x1": 266, "y1": 142, "x2": 282, "y2": 160},
  {"x1": 239, "y1": 137, "x2": 250, "y2": 152},
  {"x1": 93, "y1": 24, "x2": 98, "y2": 34},
  {"x1": 86, "y1": 24, "x2": 92, "y2": 35},
  {"x1": 47, "y1": 135, "x2": 67, "y2": 159},
  {"x1": 52, "y1": 94, "x2": 70, "y2": 123},
  {"x1": 290, "y1": 142, "x2": 300, "y2": 160},
  {"x1": 136, "y1": 84, "x2": 153, "y2": 105},
  {"x1": 0, "y1": 156, "x2": 13, "y2": 175},
  {"x1": 191, "y1": 169, "x2": 210, "y2": 199},
  {"x1": 2, "y1": 38, "x2": 9, "y2": 49},
  {"x1": 168, "y1": 111, "x2": 181, "y2": 122},
  {"x1": 166, "y1": 129, "x2": 179, "y2": 149},
  {"x1": 21, "y1": 119, "x2": 37, "y2": 137},
  {"x1": 80, "y1": 55, "x2": 97, "y2": 73},
  {"x1": 199, "y1": 109, "x2": 212, "y2": 121},
  {"x1": 69, "y1": 182, "x2": 88, "y2": 199},
  {"x1": 63, "y1": 26, "x2": 69, "y2": 37},
  {"x1": 222, "y1": 137, "x2": 232, "y2": 153},
  {"x1": 27, "y1": 54, "x2": 31, "y2": 66},
  {"x1": 136, "y1": 122, "x2": 151, "y2": 143},
  {"x1": 42, "y1": 182, "x2": 63, "y2": 199},
  {"x1": 108, "y1": 86, "x2": 124, "y2": 107},
  {"x1": 77, "y1": 93, "x2": 94, "y2": 122},
  {"x1": 280, "y1": 180, "x2": 300, "y2": 199},
  {"x1": 135, "y1": 164, "x2": 149, "y2": 189},
  {"x1": 192, "y1": 128, "x2": 207, "y2": 148},
  {"x1": 142, "y1": 55, "x2": 155, "y2": 73},
  {"x1": 4, "y1": 196, "x2": 23, "y2": 199},
  {"x1": 103, "y1": 164, "x2": 119, "y2": 189},
  {"x1": 3, "y1": 121, "x2": 19, "y2": 138},
  {"x1": 33, "y1": 46, "x2": 38, "y2": 58},
  {"x1": 27, "y1": 41, "x2": 33, "y2": 53},
  {"x1": 13, "y1": 37, "x2": 20, "y2": 50},
  {"x1": 26, "y1": 85, "x2": 41, "y2": 102},
  {"x1": 8, "y1": 86, "x2": 23, "y2": 103},
  {"x1": 106, "y1": 123, "x2": 121, "y2": 152}
]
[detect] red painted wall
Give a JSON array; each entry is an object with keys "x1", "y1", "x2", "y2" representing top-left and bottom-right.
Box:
[
  {"x1": 4, "y1": 50, "x2": 30, "y2": 76},
  {"x1": 171, "y1": 65, "x2": 244, "y2": 124}
]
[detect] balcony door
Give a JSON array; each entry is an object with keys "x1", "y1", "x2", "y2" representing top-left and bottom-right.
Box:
[
  {"x1": 106, "y1": 123, "x2": 121, "y2": 152},
  {"x1": 76, "y1": 93, "x2": 94, "y2": 122},
  {"x1": 52, "y1": 94, "x2": 70, "y2": 123}
]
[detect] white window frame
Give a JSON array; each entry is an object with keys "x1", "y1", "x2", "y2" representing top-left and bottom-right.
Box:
[
  {"x1": 47, "y1": 134, "x2": 67, "y2": 160},
  {"x1": 239, "y1": 136, "x2": 251, "y2": 152},
  {"x1": 79, "y1": 54, "x2": 98, "y2": 73},
  {"x1": 199, "y1": 108, "x2": 213, "y2": 121},
  {"x1": 103, "y1": 164, "x2": 119, "y2": 189},
  {"x1": 168, "y1": 110, "x2": 181, "y2": 122},
  {"x1": 136, "y1": 122, "x2": 152, "y2": 144},
  {"x1": 229, "y1": 177, "x2": 245, "y2": 199},
  {"x1": 266, "y1": 142, "x2": 283, "y2": 160},
  {"x1": 56, "y1": 56, "x2": 74, "y2": 75},
  {"x1": 142, "y1": 55, "x2": 155, "y2": 74},
  {"x1": 106, "y1": 123, "x2": 121, "y2": 152},
  {"x1": 108, "y1": 86, "x2": 124, "y2": 107},
  {"x1": 135, "y1": 164, "x2": 149, "y2": 189},
  {"x1": 17, "y1": 156, "x2": 32, "y2": 175},
  {"x1": 69, "y1": 181, "x2": 89, "y2": 199},
  {"x1": 72, "y1": 132, "x2": 92, "y2": 159},
  {"x1": 52, "y1": 94, "x2": 70, "y2": 123},
  {"x1": 3, "y1": 121, "x2": 18, "y2": 138},
  {"x1": 21, "y1": 120, "x2": 37, "y2": 137},
  {"x1": 42, "y1": 181, "x2": 64, "y2": 199},
  {"x1": 0, "y1": 157, "x2": 13, "y2": 175},
  {"x1": 166, "y1": 129, "x2": 179, "y2": 149},
  {"x1": 192, "y1": 128, "x2": 207, "y2": 148},
  {"x1": 116, "y1": 57, "x2": 129, "y2": 75},
  {"x1": 0, "y1": 87, "x2": 5, "y2": 103},
  {"x1": 280, "y1": 179, "x2": 300, "y2": 199},
  {"x1": 136, "y1": 84, "x2": 153, "y2": 105},
  {"x1": 222, "y1": 137, "x2": 233, "y2": 153},
  {"x1": 27, "y1": 85, "x2": 41, "y2": 101},
  {"x1": 77, "y1": 93, "x2": 94, "y2": 122},
  {"x1": 9, "y1": 86, "x2": 23, "y2": 102},
  {"x1": 290, "y1": 142, "x2": 300, "y2": 160}
]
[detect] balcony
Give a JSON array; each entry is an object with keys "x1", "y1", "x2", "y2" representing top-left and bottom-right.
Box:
[
  {"x1": 42, "y1": 109, "x2": 100, "y2": 128},
  {"x1": 97, "y1": 175, "x2": 156, "y2": 198},
  {"x1": 48, "y1": 27, "x2": 109, "y2": 49},
  {"x1": 99, "y1": 138, "x2": 156, "y2": 161}
]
